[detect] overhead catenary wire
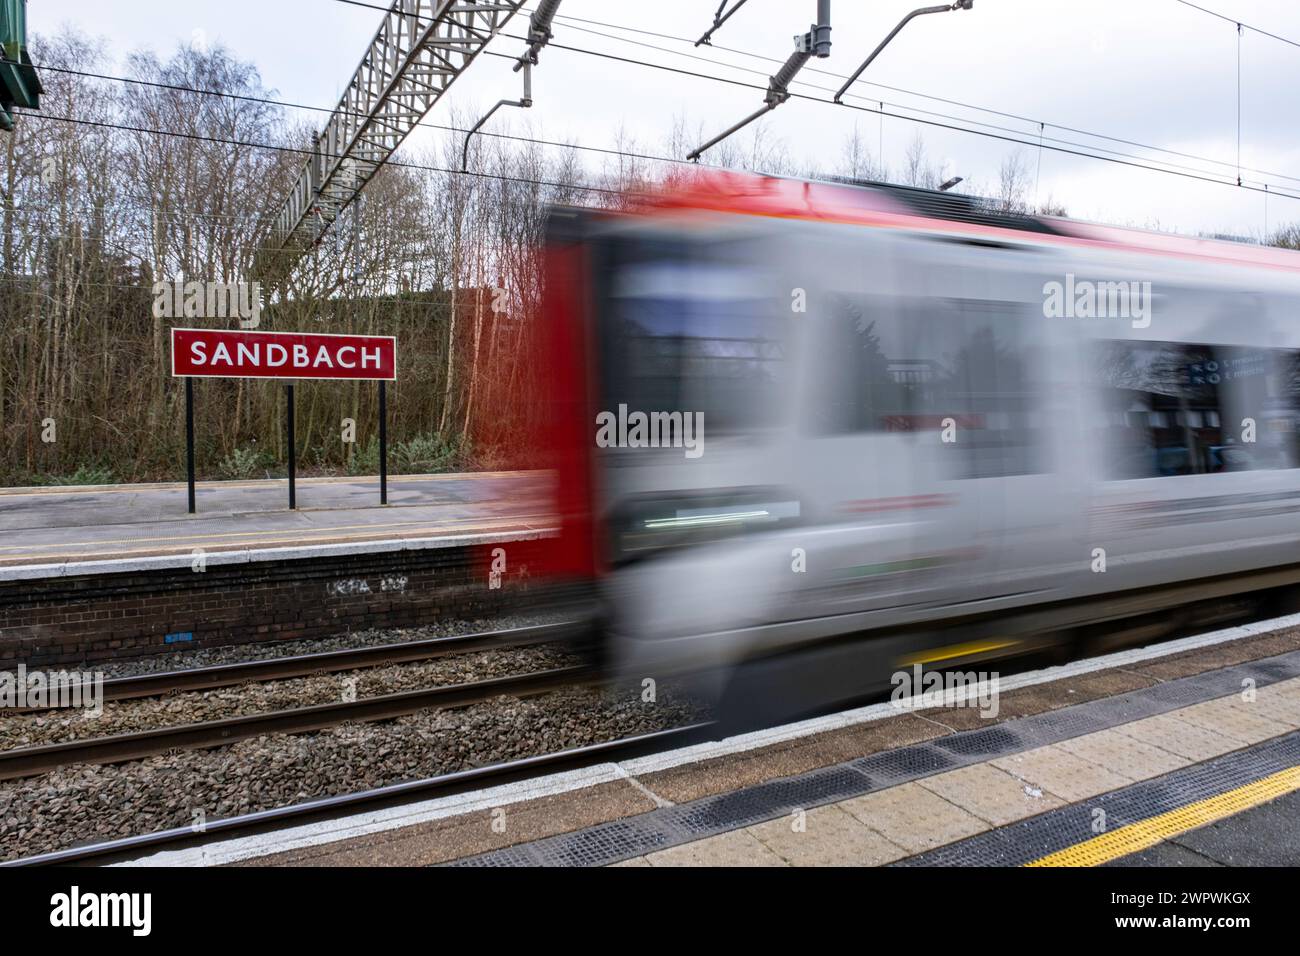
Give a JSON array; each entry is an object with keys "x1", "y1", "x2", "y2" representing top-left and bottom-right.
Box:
[
  {"x1": 29, "y1": 32, "x2": 1300, "y2": 200},
  {"x1": 328, "y1": 0, "x2": 1300, "y2": 186},
  {"x1": 1170, "y1": 0, "x2": 1300, "y2": 49},
  {"x1": 27, "y1": 61, "x2": 709, "y2": 175},
  {"x1": 26, "y1": 45, "x2": 1300, "y2": 215},
  {"x1": 28, "y1": 43, "x2": 1300, "y2": 213},
  {"x1": 531, "y1": 6, "x2": 1300, "y2": 187},
  {"x1": 37, "y1": 4, "x2": 1300, "y2": 193},
  {"x1": 27, "y1": 112, "x2": 625, "y2": 201},
  {"x1": 21, "y1": 5, "x2": 1300, "y2": 212},
  {"x1": 501, "y1": 33, "x2": 1300, "y2": 203}
]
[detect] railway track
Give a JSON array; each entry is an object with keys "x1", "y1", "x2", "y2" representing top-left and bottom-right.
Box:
[
  {"x1": 3, "y1": 722, "x2": 719, "y2": 867},
  {"x1": 8, "y1": 619, "x2": 593, "y2": 711},
  {"x1": 6, "y1": 592, "x2": 1281, "y2": 866},
  {"x1": 0, "y1": 663, "x2": 599, "y2": 782}
]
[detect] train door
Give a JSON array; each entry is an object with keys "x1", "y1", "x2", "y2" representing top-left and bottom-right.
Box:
[
  {"x1": 898, "y1": 239, "x2": 1083, "y2": 613},
  {"x1": 786, "y1": 224, "x2": 977, "y2": 623}
]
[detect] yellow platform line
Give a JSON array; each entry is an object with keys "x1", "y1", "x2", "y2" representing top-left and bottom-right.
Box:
[
  {"x1": 898, "y1": 638, "x2": 1020, "y2": 666},
  {"x1": 1027, "y1": 765, "x2": 1300, "y2": 867}
]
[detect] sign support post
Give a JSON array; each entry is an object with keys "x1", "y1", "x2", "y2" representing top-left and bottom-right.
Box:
[
  {"x1": 286, "y1": 383, "x2": 296, "y2": 510},
  {"x1": 185, "y1": 376, "x2": 196, "y2": 514},
  {"x1": 379, "y1": 380, "x2": 388, "y2": 505}
]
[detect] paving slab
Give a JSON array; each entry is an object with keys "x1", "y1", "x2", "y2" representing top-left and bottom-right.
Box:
[
  {"x1": 1054, "y1": 728, "x2": 1192, "y2": 781},
  {"x1": 749, "y1": 804, "x2": 909, "y2": 866},
  {"x1": 916, "y1": 762, "x2": 1067, "y2": 827},
  {"x1": 992, "y1": 745, "x2": 1135, "y2": 802},
  {"x1": 642, "y1": 829, "x2": 788, "y2": 867},
  {"x1": 838, "y1": 782, "x2": 990, "y2": 854}
]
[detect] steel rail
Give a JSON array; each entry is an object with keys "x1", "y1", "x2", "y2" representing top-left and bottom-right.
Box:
[
  {"x1": 7, "y1": 619, "x2": 592, "y2": 711},
  {"x1": 3, "y1": 722, "x2": 718, "y2": 867},
  {"x1": 0, "y1": 664, "x2": 597, "y2": 781},
  {"x1": 4, "y1": 585, "x2": 1292, "y2": 865}
]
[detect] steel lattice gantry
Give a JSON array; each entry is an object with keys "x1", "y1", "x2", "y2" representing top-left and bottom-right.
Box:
[
  {"x1": 1, "y1": 0, "x2": 42, "y2": 131},
  {"x1": 255, "y1": 0, "x2": 527, "y2": 283}
]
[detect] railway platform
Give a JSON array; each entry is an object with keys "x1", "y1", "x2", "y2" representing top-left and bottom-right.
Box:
[
  {"x1": 185, "y1": 615, "x2": 1300, "y2": 868},
  {"x1": 0, "y1": 471, "x2": 553, "y2": 576},
  {"x1": 0, "y1": 472, "x2": 560, "y2": 667}
]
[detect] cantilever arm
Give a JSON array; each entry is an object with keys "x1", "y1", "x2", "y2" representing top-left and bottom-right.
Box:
[
  {"x1": 834, "y1": 1, "x2": 973, "y2": 104},
  {"x1": 462, "y1": 98, "x2": 530, "y2": 172},
  {"x1": 696, "y1": 0, "x2": 752, "y2": 47},
  {"x1": 687, "y1": 103, "x2": 776, "y2": 163},
  {"x1": 462, "y1": 58, "x2": 535, "y2": 172},
  {"x1": 687, "y1": 0, "x2": 831, "y2": 162}
]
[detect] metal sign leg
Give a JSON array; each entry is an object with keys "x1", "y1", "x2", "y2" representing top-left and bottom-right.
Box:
[
  {"x1": 185, "y1": 376, "x2": 196, "y2": 514},
  {"x1": 379, "y1": 380, "x2": 388, "y2": 505},
  {"x1": 286, "y1": 383, "x2": 296, "y2": 510}
]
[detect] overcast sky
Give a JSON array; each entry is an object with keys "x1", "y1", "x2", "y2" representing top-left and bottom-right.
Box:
[{"x1": 30, "y1": 0, "x2": 1300, "y2": 239}]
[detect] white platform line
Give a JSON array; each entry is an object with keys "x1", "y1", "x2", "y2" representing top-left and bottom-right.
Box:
[
  {"x1": 613, "y1": 765, "x2": 675, "y2": 809},
  {"x1": 117, "y1": 611, "x2": 1300, "y2": 867}
]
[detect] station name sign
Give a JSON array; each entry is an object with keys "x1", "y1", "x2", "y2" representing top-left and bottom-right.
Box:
[{"x1": 170, "y1": 328, "x2": 397, "y2": 381}]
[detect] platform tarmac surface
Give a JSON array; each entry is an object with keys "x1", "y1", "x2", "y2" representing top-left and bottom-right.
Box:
[
  {"x1": 0, "y1": 471, "x2": 554, "y2": 573},
  {"x1": 196, "y1": 618, "x2": 1300, "y2": 869}
]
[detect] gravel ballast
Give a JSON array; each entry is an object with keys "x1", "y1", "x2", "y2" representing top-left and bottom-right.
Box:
[
  {"x1": 86, "y1": 611, "x2": 577, "y2": 681},
  {"x1": 0, "y1": 643, "x2": 584, "y2": 749},
  {"x1": 0, "y1": 682, "x2": 709, "y2": 862}
]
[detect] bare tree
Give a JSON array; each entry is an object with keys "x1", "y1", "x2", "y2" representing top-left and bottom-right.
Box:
[
  {"x1": 993, "y1": 150, "x2": 1032, "y2": 215},
  {"x1": 1272, "y1": 224, "x2": 1300, "y2": 250},
  {"x1": 837, "y1": 122, "x2": 884, "y2": 181},
  {"x1": 901, "y1": 132, "x2": 939, "y2": 189}
]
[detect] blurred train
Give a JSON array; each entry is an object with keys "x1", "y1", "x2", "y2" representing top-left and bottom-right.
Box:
[{"x1": 535, "y1": 171, "x2": 1300, "y2": 724}]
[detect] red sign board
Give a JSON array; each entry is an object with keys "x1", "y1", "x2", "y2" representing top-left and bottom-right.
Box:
[{"x1": 170, "y1": 328, "x2": 397, "y2": 381}]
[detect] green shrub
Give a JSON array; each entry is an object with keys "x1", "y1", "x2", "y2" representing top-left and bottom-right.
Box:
[
  {"x1": 36, "y1": 463, "x2": 116, "y2": 486},
  {"x1": 346, "y1": 435, "x2": 380, "y2": 476},
  {"x1": 345, "y1": 432, "x2": 468, "y2": 476},
  {"x1": 216, "y1": 445, "x2": 265, "y2": 481},
  {"x1": 393, "y1": 433, "x2": 464, "y2": 473}
]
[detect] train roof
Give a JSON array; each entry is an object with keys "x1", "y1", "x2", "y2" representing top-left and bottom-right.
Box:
[{"x1": 628, "y1": 170, "x2": 1300, "y2": 276}]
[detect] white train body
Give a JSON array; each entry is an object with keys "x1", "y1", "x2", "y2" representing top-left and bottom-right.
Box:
[{"x1": 543, "y1": 173, "x2": 1300, "y2": 710}]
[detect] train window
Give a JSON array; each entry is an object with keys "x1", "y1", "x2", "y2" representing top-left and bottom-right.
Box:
[
  {"x1": 811, "y1": 292, "x2": 910, "y2": 435},
  {"x1": 1088, "y1": 341, "x2": 1300, "y2": 478},
  {"x1": 598, "y1": 235, "x2": 787, "y2": 434},
  {"x1": 1222, "y1": 349, "x2": 1300, "y2": 469},
  {"x1": 814, "y1": 293, "x2": 1047, "y2": 478}
]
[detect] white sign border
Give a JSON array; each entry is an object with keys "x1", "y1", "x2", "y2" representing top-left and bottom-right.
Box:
[{"x1": 168, "y1": 326, "x2": 398, "y2": 382}]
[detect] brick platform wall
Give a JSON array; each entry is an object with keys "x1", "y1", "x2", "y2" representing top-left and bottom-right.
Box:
[{"x1": 0, "y1": 538, "x2": 576, "y2": 667}]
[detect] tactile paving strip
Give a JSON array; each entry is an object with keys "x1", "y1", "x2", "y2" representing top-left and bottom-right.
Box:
[
  {"x1": 450, "y1": 649, "x2": 1300, "y2": 867},
  {"x1": 896, "y1": 731, "x2": 1300, "y2": 866},
  {"x1": 852, "y1": 742, "x2": 957, "y2": 782},
  {"x1": 930, "y1": 725, "x2": 1024, "y2": 757},
  {"x1": 1244, "y1": 658, "x2": 1298, "y2": 680},
  {"x1": 533, "y1": 818, "x2": 686, "y2": 867},
  {"x1": 668, "y1": 765, "x2": 871, "y2": 834}
]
